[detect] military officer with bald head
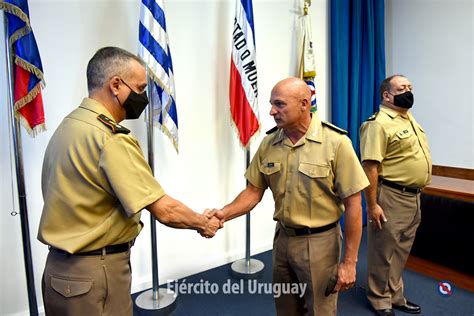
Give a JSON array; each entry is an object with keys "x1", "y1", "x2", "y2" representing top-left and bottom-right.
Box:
[{"x1": 217, "y1": 77, "x2": 369, "y2": 315}]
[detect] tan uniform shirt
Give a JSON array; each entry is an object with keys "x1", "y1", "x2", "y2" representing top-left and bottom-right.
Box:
[
  {"x1": 38, "y1": 98, "x2": 165, "y2": 253},
  {"x1": 245, "y1": 115, "x2": 369, "y2": 228},
  {"x1": 360, "y1": 105, "x2": 432, "y2": 188}
]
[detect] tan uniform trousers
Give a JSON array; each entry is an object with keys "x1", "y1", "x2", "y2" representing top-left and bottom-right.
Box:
[
  {"x1": 42, "y1": 249, "x2": 132, "y2": 316},
  {"x1": 272, "y1": 221, "x2": 342, "y2": 316},
  {"x1": 367, "y1": 184, "x2": 421, "y2": 310}
]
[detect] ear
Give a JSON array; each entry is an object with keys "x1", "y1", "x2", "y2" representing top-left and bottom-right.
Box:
[
  {"x1": 109, "y1": 76, "x2": 121, "y2": 95},
  {"x1": 301, "y1": 98, "x2": 310, "y2": 111}
]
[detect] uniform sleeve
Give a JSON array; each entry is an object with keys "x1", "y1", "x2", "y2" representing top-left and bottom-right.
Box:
[
  {"x1": 244, "y1": 143, "x2": 268, "y2": 190},
  {"x1": 359, "y1": 121, "x2": 387, "y2": 162},
  {"x1": 99, "y1": 134, "x2": 165, "y2": 217},
  {"x1": 334, "y1": 136, "x2": 370, "y2": 199}
]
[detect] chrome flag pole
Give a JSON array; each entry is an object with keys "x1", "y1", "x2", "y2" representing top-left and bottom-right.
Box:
[
  {"x1": 3, "y1": 13, "x2": 39, "y2": 316},
  {"x1": 230, "y1": 148, "x2": 264, "y2": 279},
  {"x1": 134, "y1": 77, "x2": 177, "y2": 313},
  {"x1": 229, "y1": 0, "x2": 264, "y2": 280}
]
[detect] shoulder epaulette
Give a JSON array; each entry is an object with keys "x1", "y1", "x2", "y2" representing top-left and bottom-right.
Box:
[
  {"x1": 97, "y1": 114, "x2": 130, "y2": 134},
  {"x1": 266, "y1": 126, "x2": 278, "y2": 134},
  {"x1": 366, "y1": 112, "x2": 379, "y2": 121},
  {"x1": 321, "y1": 121, "x2": 347, "y2": 134}
]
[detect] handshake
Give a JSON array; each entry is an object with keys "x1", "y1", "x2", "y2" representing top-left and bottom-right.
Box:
[{"x1": 199, "y1": 208, "x2": 225, "y2": 238}]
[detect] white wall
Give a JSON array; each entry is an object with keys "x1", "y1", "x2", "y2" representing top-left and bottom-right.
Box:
[
  {"x1": 385, "y1": 0, "x2": 474, "y2": 169},
  {"x1": 0, "y1": 1, "x2": 329, "y2": 315}
]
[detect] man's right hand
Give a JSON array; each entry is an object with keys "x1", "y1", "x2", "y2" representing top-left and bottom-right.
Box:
[
  {"x1": 199, "y1": 209, "x2": 224, "y2": 238},
  {"x1": 368, "y1": 204, "x2": 387, "y2": 230}
]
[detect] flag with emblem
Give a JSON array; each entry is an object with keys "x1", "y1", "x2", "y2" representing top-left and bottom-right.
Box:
[
  {"x1": 229, "y1": 0, "x2": 260, "y2": 148},
  {"x1": 139, "y1": 0, "x2": 178, "y2": 152},
  {"x1": 299, "y1": 0, "x2": 317, "y2": 112},
  {"x1": 1, "y1": 0, "x2": 46, "y2": 135}
]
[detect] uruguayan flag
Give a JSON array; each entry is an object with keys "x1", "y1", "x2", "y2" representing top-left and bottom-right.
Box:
[{"x1": 139, "y1": 0, "x2": 178, "y2": 152}]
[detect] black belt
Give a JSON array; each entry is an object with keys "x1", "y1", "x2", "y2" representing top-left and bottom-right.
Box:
[
  {"x1": 379, "y1": 178, "x2": 421, "y2": 194},
  {"x1": 281, "y1": 221, "x2": 337, "y2": 237},
  {"x1": 50, "y1": 242, "x2": 131, "y2": 256}
]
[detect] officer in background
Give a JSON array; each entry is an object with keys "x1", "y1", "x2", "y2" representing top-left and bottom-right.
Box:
[
  {"x1": 38, "y1": 47, "x2": 222, "y2": 315},
  {"x1": 217, "y1": 77, "x2": 369, "y2": 315},
  {"x1": 360, "y1": 74, "x2": 432, "y2": 316}
]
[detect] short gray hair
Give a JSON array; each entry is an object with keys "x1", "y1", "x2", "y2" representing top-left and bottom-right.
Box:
[{"x1": 86, "y1": 47, "x2": 145, "y2": 92}]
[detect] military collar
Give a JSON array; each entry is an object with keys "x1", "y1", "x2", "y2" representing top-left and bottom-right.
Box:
[
  {"x1": 78, "y1": 97, "x2": 115, "y2": 120},
  {"x1": 380, "y1": 105, "x2": 410, "y2": 119},
  {"x1": 305, "y1": 114, "x2": 323, "y2": 143},
  {"x1": 271, "y1": 114, "x2": 323, "y2": 145},
  {"x1": 271, "y1": 129, "x2": 285, "y2": 145},
  {"x1": 78, "y1": 98, "x2": 130, "y2": 134}
]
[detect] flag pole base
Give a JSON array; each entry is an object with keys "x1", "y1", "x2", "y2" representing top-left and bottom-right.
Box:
[
  {"x1": 230, "y1": 258, "x2": 264, "y2": 280},
  {"x1": 134, "y1": 288, "x2": 177, "y2": 314}
]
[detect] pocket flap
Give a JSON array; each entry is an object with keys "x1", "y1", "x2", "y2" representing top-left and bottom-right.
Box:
[
  {"x1": 260, "y1": 161, "x2": 281, "y2": 175},
  {"x1": 298, "y1": 163, "x2": 330, "y2": 178},
  {"x1": 51, "y1": 276, "x2": 92, "y2": 298}
]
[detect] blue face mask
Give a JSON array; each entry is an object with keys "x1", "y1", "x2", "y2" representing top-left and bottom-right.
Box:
[{"x1": 117, "y1": 79, "x2": 149, "y2": 120}]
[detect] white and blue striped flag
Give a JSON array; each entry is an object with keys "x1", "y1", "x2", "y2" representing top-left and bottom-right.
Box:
[{"x1": 139, "y1": 0, "x2": 178, "y2": 152}]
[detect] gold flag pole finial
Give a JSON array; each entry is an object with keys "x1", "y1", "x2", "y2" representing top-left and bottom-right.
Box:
[{"x1": 304, "y1": 0, "x2": 311, "y2": 16}]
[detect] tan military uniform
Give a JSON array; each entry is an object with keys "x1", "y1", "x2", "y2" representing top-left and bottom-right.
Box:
[
  {"x1": 246, "y1": 115, "x2": 369, "y2": 316},
  {"x1": 38, "y1": 98, "x2": 165, "y2": 315},
  {"x1": 360, "y1": 105, "x2": 431, "y2": 188},
  {"x1": 360, "y1": 105, "x2": 432, "y2": 310}
]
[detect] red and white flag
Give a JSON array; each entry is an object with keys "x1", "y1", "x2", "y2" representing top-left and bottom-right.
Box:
[{"x1": 229, "y1": 0, "x2": 259, "y2": 148}]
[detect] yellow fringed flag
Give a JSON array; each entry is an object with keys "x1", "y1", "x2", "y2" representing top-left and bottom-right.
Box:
[{"x1": 299, "y1": 0, "x2": 317, "y2": 112}]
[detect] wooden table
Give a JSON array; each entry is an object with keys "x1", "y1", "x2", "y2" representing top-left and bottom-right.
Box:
[{"x1": 423, "y1": 175, "x2": 474, "y2": 202}]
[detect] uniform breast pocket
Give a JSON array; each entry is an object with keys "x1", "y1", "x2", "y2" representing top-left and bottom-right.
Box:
[
  {"x1": 259, "y1": 161, "x2": 281, "y2": 188},
  {"x1": 395, "y1": 129, "x2": 418, "y2": 152},
  {"x1": 298, "y1": 162, "x2": 330, "y2": 197}
]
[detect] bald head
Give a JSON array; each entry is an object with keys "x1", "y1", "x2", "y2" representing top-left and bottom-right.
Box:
[
  {"x1": 271, "y1": 77, "x2": 312, "y2": 106},
  {"x1": 269, "y1": 77, "x2": 312, "y2": 131}
]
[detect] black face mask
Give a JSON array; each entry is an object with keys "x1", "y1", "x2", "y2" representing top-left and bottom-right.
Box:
[
  {"x1": 391, "y1": 91, "x2": 414, "y2": 109},
  {"x1": 117, "y1": 79, "x2": 149, "y2": 120}
]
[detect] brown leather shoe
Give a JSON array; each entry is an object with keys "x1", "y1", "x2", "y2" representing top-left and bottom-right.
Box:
[
  {"x1": 375, "y1": 308, "x2": 395, "y2": 316},
  {"x1": 393, "y1": 301, "x2": 421, "y2": 314}
]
